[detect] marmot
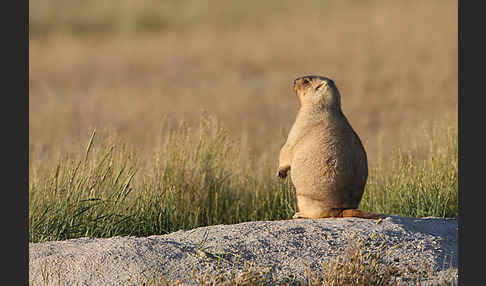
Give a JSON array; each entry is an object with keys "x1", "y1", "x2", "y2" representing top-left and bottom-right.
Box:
[{"x1": 277, "y1": 75, "x2": 380, "y2": 219}]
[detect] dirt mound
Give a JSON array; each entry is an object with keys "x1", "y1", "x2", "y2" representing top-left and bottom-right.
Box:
[{"x1": 29, "y1": 215, "x2": 457, "y2": 285}]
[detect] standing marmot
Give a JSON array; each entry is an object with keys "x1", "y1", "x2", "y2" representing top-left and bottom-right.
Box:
[{"x1": 277, "y1": 75, "x2": 380, "y2": 219}]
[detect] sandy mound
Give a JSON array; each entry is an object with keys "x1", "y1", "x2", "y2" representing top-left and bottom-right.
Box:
[{"x1": 29, "y1": 215, "x2": 457, "y2": 285}]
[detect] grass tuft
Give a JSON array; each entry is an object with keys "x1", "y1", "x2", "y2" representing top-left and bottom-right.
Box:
[
  {"x1": 361, "y1": 126, "x2": 458, "y2": 218},
  {"x1": 29, "y1": 116, "x2": 457, "y2": 243}
]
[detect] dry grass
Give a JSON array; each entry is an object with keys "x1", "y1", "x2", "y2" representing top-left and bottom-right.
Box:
[
  {"x1": 133, "y1": 234, "x2": 456, "y2": 285},
  {"x1": 29, "y1": 0, "x2": 457, "y2": 173}
]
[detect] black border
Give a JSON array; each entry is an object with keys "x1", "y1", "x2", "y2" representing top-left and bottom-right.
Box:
[
  {"x1": 458, "y1": 0, "x2": 475, "y2": 285},
  {"x1": 25, "y1": 0, "x2": 29, "y2": 283},
  {"x1": 4, "y1": 0, "x2": 28, "y2": 284},
  {"x1": 24, "y1": 0, "x2": 29, "y2": 284}
]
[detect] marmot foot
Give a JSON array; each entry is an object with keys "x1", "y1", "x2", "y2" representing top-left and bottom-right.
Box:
[
  {"x1": 292, "y1": 209, "x2": 381, "y2": 219},
  {"x1": 292, "y1": 212, "x2": 305, "y2": 219}
]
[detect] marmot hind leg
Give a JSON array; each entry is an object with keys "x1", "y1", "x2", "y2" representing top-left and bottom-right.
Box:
[
  {"x1": 293, "y1": 195, "x2": 381, "y2": 219},
  {"x1": 293, "y1": 195, "x2": 333, "y2": 219},
  {"x1": 293, "y1": 208, "x2": 381, "y2": 219}
]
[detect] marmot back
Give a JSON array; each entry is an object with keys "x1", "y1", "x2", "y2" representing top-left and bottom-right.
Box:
[{"x1": 277, "y1": 75, "x2": 380, "y2": 219}]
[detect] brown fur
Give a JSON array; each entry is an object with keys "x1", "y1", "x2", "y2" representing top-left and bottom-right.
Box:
[{"x1": 278, "y1": 75, "x2": 380, "y2": 220}]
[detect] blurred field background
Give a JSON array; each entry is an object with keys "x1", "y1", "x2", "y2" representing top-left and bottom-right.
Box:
[
  {"x1": 29, "y1": 0, "x2": 457, "y2": 167},
  {"x1": 29, "y1": 0, "x2": 458, "y2": 243}
]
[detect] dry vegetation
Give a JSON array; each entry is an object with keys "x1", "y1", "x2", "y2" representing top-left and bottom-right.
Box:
[
  {"x1": 29, "y1": 0, "x2": 457, "y2": 171},
  {"x1": 29, "y1": 0, "x2": 458, "y2": 242},
  {"x1": 29, "y1": 0, "x2": 458, "y2": 241}
]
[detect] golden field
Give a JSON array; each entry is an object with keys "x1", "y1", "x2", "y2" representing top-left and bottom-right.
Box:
[{"x1": 29, "y1": 0, "x2": 457, "y2": 172}]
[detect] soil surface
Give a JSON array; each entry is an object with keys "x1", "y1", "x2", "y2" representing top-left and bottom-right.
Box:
[{"x1": 29, "y1": 215, "x2": 458, "y2": 285}]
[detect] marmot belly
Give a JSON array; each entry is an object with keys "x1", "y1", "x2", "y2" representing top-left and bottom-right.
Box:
[{"x1": 290, "y1": 133, "x2": 366, "y2": 210}]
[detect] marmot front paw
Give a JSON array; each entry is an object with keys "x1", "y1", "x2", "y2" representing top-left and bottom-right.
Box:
[{"x1": 277, "y1": 167, "x2": 290, "y2": 179}]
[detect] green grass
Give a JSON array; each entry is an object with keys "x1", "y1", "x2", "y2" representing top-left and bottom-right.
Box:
[
  {"x1": 361, "y1": 126, "x2": 458, "y2": 218},
  {"x1": 29, "y1": 116, "x2": 457, "y2": 243}
]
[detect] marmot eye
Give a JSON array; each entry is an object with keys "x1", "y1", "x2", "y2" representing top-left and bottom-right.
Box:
[
  {"x1": 302, "y1": 78, "x2": 310, "y2": 84},
  {"x1": 315, "y1": 83, "x2": 325, "y2": 90}
]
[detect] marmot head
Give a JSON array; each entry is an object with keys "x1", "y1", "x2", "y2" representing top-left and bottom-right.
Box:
[{"x1": 293, "y1": 75, "x2": 341, "y2": 110}]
